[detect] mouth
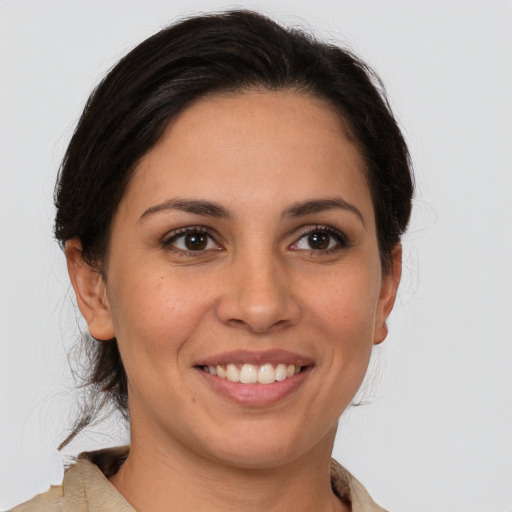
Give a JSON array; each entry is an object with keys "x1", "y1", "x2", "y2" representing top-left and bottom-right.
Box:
[
  {"x1": 193, "y1": 349, "x2": 313, "y2": 405},
  {"x1": 198, "y1": 362, "x2": 306, "y2": 384}
]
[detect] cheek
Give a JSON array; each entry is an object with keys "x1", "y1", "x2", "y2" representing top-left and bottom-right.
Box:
[
  {"x1": 304, "y1": 267, "x2": 381, "y2": 361},
  {"x1": 107, "y1": 272, "x2": 212, "y2": 368},
  {"x1": 310, "y1": 269, "x2": 379, "y2": 328}
]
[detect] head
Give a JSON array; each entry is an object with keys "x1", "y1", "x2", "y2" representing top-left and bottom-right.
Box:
[{"x1": 57, "y1": 10, "x2": 413, "y2": 455}]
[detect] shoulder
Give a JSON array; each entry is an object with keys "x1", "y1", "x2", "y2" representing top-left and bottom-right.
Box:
[
  {"x1": 9, "y1": 484, "x2": 66, "y2": 512},
  {"x1": 10, "y1": 462, "x2": 88, "y2": 512},
  {"x1": 10, "y1": 448, "x2": 133, "y2": 512},
  {"x1": 330, "y1": 459, "x2": 389, "y2": 512}
]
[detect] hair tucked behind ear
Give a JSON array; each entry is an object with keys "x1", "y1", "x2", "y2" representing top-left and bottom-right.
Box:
[{"x1": 56, "y1": 9, "x2": 413, "y2": 448}]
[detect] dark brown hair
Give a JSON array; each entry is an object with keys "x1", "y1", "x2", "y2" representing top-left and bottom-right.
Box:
[{"x1": 55, "y1": 10, "x2": 413, "y2": 446}]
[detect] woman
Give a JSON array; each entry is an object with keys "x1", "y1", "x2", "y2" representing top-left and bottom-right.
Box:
[{"x1": 14, "y1": 10, "x2": 412, "y2": 512}]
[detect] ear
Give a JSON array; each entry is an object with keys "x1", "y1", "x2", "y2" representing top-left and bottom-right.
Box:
[
  {"x1": 65, "y1": 239, "x2": 115, "y2": 341},
  {"x1": 373, "y1": 243, "x2": 402, "y2": 345}
]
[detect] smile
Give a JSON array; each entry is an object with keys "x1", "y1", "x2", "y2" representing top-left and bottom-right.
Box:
[
  {"x1": 201, "y1": 363, "x2": 303, "y2": 384},
  {"x1": 194, "y1": 349, "x2": 313, "y2": 405}
]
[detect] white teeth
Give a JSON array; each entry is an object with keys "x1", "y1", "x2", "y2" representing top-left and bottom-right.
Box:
[
  {"x1": 204, "y1": 362, "x2": 304, "y2": 384},
  {"x1": 257, "y1": 363, "x2": 275, "y2": 384},
  {"x1": 275, "y1": 363, "x2": 287, "y2": 381},
  {"x1": 239, "y1": 364, "x2": 258, "y2": 384},
  {"x1": 226, "y1": 363, "x2": 240, "y2": 382},
  {"x1": 216, "y1": 365, "x2": 226, "y2": 379}
]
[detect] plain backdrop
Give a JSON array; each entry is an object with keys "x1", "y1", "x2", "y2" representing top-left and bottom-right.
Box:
[{"x1": 1, "y1": 1, "x2": 511, "y2": 511}]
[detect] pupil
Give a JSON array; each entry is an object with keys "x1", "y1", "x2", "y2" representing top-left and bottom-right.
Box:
[
  {"x1": 185, "y1": 233, "x2": 207, "y2": 250},
  {"x1": 308, "y1": 232, "x2": 329, "y2": 250}
]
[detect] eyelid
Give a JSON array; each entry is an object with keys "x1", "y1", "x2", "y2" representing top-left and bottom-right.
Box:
[
  {"x1": 161, "y1": 225, "x2": 221, "y2": 252},
  {"x1": 160, "y1": 224, "x2": 348, "y2": 255},
  {"x1": 289, "y1": 224, "x2": 348, "y2": 251}
]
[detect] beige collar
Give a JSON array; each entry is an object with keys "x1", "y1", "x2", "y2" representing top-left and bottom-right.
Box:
[{"x1": 14, "y1": 446, "x2": 387, "y2": 512}]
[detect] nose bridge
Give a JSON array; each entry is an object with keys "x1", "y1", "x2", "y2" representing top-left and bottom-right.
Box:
[{"x1": 216, "y1": 243, "x2": 301, "y2": 333}]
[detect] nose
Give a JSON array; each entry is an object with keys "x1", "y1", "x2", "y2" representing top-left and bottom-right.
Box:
[{"x1": 215, "y1": 253, "x2": 302, "y2": 334}]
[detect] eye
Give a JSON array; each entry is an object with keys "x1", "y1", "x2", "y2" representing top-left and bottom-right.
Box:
[
  {"x1": 163, "y1": 227, "x2": 220, "y2": 253},
  {"x1": 290, "y1": 226, "x2": 347, "y2": 252}
]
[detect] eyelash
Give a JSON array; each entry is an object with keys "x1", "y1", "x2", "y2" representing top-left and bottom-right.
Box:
[
  {"x1": 291, "y1": 225, "x2": 348, "y2": 254},
  {"x1": 161, "y1": 224, "x2": 348, "y2": 256},
  {"x1": 161, "y1": 226, "x2": 220, "y2": 257}
]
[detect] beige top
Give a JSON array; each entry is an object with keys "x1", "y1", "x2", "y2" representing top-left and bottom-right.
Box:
[{"x1": 11, "y1": 447, "x2": 387, "y2": 511}]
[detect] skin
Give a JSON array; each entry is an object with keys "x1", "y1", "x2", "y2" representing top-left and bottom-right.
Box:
[{"x1": 67, "y1": 90, "x2": 401, "y2": 512}]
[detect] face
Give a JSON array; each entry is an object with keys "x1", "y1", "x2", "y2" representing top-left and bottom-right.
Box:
[{"x1": 71, "y1": 91, "x2": 400, "y2": 469}]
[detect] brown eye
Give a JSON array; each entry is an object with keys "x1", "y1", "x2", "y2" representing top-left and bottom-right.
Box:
[
  {"x1": 184, "y1": 232, "x2": 208, "y2": 250},
  {"x1": 164, "y1": 228, "x2": 219, "y2": 253},
  {"x1": 290, "y1": 227, "x2": 347, "y2": 253},
  {"x1": 307, "y1": 232, "x2": 330, "y2": 250}
]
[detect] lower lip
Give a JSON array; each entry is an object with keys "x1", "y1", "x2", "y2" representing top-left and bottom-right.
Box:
[{"x1": 196, "y1": 366, "x2": 312, "y2": 406}]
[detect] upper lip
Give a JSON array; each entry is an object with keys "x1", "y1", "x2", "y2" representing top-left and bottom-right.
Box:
[{"x1": 194, "y1": 349, "x2": 314, "y2": 367}]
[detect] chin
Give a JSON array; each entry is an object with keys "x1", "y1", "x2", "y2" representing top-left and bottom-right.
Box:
[{"x1": 200, "y1": 420, "x2": 336, "y2": 470}]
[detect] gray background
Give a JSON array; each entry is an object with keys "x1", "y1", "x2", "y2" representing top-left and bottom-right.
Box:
[{"x1": 1, "y1": 1, "x2": 511, "y2": 510}]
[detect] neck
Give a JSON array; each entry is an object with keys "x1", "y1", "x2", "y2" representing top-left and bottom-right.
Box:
[{"x1": 109, "y1": 427, "x2": 347, "y2": 512}]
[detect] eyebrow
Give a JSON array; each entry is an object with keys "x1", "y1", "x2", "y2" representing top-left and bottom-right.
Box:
[
  {"x1": 138, "y1": 196, "x2": 365, "y2": 226},
  {"x1": 138, "y1": 198, "x2": 233, "y2": 222},
  {"x1": 283, "y1": 197, "x2": 365, "y2": 226}
]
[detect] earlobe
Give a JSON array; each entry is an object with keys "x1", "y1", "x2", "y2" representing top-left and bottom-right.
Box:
[
  {"x1": 374, "y1": 243, "x2": 402, "y2": 345},
  {"x1": 65, "y1": 239, "x2": 115, "y2": 341}
]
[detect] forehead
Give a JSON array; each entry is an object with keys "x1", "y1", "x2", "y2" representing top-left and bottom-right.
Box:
[{"x1": 118, "y1": 90, "x2": 373, "y2": 222}]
